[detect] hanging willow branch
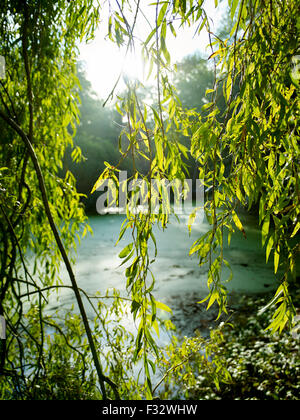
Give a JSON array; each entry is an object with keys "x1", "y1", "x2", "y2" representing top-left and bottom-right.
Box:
[
  {"x1": 0, "y1": 3, "x2": 120, "y2": 398},
  {"x1": 0, "y1": 107, "x2": 121, "y2": 399}
]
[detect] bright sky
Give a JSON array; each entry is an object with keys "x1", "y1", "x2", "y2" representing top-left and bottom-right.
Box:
[{"x1": 79, "y1": 0, "x2": 227, "y2": 100}]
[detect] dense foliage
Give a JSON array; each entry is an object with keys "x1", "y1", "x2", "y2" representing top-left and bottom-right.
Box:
[
  {"x1": 0, "y1": 0, "x2": 299, "y2": 400},
  {"x1": 162, "y1": 295, "x2": 300, "y2": 400}
]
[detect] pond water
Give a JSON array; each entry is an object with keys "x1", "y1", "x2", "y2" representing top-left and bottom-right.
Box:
[{"x1": 48, "y1": 210, "x2": 280, "y2": 341}]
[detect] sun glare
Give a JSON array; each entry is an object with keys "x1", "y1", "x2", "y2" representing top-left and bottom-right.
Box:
[
  {"x1": 122, "y1": 51, "x2": 145, "y2": 83},
  {"x1": 79, "y1": 0, "x2": 226, "y2": 101}
]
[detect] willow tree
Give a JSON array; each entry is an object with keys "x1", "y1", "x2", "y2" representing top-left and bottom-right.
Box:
[
  {"x1": 92, "y1": 0, "x2": 300, "y2": 394},
  {"x1": 0, "y1": 0, "x2": 299, "y2": 400},
  {"x1": 0, "y1": 0, "x2": 122, "y2": 399}
]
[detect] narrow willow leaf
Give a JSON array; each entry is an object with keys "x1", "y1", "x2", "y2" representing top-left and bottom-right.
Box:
[
  {"x1": 248, "y1": 62, "x2": 255, "y2": 74},
  {"x1": 91, "y1": 175, "x2": 104, "y2": 194},
  {"x1": 155, "y1": 137, "x2": 164, "y2": 169},
  {"x1": 291, "y1": 222, "x2": 300, "y2": 238},
  {"x1": 207, "y1": 290, "x2": 218, "y2": 310},
  {"x1": 266, "y1": 235, "x2": 274, "y2": 263},
  {"x1": 230, "y1": 0, "x2": 240, "y2": 19},
  {"x1": 119, "y1": 243, "x2": 133, "y2": 258},
  {"x1": 150, "y1": 315, "x2": 159, "y2": 337},
  {"x1": 208, "y1": 50, "x2": 220, "y2": 60},
  {"x1": 169, "y1": 22, "x2": 177, "y2": 37},
  {"x1": 261, "y1": 215, "x2": 270, "y2": 246},
  {"x1": 225, "y1": 73, "x2": 232, "y2": 102},
  {"x1": 150, "y1": 231, "x2": 157, "y2": 257},
  {"x1": 155, "y1": 300, "x2": 172, "y2": 314},
  {"x1": 133, "y1": 328, "x2": 143, "y2": 362},
  {"x1": 157, "y1": 3, "x2": 168, "y2": 26},
  {"x1": 144, "y1": 28, "x2": 156, "y2": 46},
  {"x1": 131, "y1": 300, "x2": 141, "y2": 315},
  {"x1": 232, "y1": 210, "x2": 246, "y2": 238},
  {"x1": 148, "y1": 359, "x2": 156, "y2": 374},
  {"x1": 236, "y1": 184, "x2": 244, "y2": 203},
  {"x1": 188, "y1": 211, "x2": 196, "y2": 234},
  {"x1": 189, "y1": 240, "x2": 201, "y2": 255},
  {"x1": 274, "y1": 246, "x2": 280, "y2": 273},
  {"x1": 119, "y1": 249, "x2": 134, "y2": 267},
  {"x1": 229, "y1": 19, "x2": 238, "y2": 37},
  {"x1": 198, "y1": 294, "x2": 210, "y2": 304},
  {"x1": 259, "y1": 196, "x2": 265, "y2": 224}
]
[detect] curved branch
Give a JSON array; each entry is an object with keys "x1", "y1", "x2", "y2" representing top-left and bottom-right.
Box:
[{"x1": 0, "y1": 109, "x2": 119, "y2": 399}]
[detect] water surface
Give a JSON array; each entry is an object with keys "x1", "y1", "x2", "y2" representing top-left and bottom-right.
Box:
[{"x1": 50, "y1": 211, "x2": 279, "y2": 338}]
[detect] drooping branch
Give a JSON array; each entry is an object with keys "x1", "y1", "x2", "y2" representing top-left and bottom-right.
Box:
[{"x1": 0, "y1": 109, "x2": 120, "y2": 400}]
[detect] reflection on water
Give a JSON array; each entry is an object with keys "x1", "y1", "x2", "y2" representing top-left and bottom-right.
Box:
[{"x1": 48, "y1": 210, "x2": 280, "y2": 339}]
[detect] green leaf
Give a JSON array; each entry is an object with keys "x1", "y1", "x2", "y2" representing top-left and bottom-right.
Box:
[
  {"x1": 259, "y1": 197, "x2": 265, "y2": 224},
  {"x1": 208, "y1": 50, "x2": 220, "y2": 60},
  {"x1": 155, "y1": 300, "x2": 172, "y2": 314},
  {"x1": 291, "y1": 222, "x2": 300, "y2": 238},
  {"x1": 274, "y1": 246, "x2": 280, "y2": 273},
  {"x1": 150, "y1": 231, "x2": 157, "y2": 257},
  {"x1": 169, "y1": 22, "x2": 176, "y2": 37},
  {"x1": 148, "y1": 358, "x2": 156, "y2": 374},
  {"x1": 266, "y1": 235, "x2": 274, "y2": 263},
  {"x1": 157, "y1": 3, "x2": 168, "y2": 26},
  {"x1": 131, "y1": 300, "x2": 141, "y2": 315},
  {"x1": 119, "y1": 249, "x2": 134, "y2": 266},
  {"x1": 161, "y1": 39, "x2": 171, "y2": 64},
  {"x1": 232, "y1": 211, "x2": 246, "y2": 238},
  {"x1": 207, "y1": 290, "x2": 218, "y2": 309},
  {"x1": 261, "y1": 215, "x2": 270, "y2": 246},
  {"x1": 155, "y1": 136, "x2": 164, "y2": 170},
  {"x1": 188, "y1": 211, "x2": 196, "y2": 234},
  {"x1": 225, "y1": 72, "x2": 232, "y2": 102},
  {"x1": 230, "y1": 0, "x2": 240, "y2": 19},
  {"x1": 144, "y1": 28, "x2": 156, "y2": 46},
  {"x1": 248, "y1": 62, "x2": 255, "y2": 74},
  {"x1": 119, "y1": 243, "x2": 133, "y2": 258}
]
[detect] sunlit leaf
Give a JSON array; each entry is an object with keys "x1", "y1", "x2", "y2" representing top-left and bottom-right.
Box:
[{"x1": 119, "y1": 243, "x2": 133, "y2": 258}]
